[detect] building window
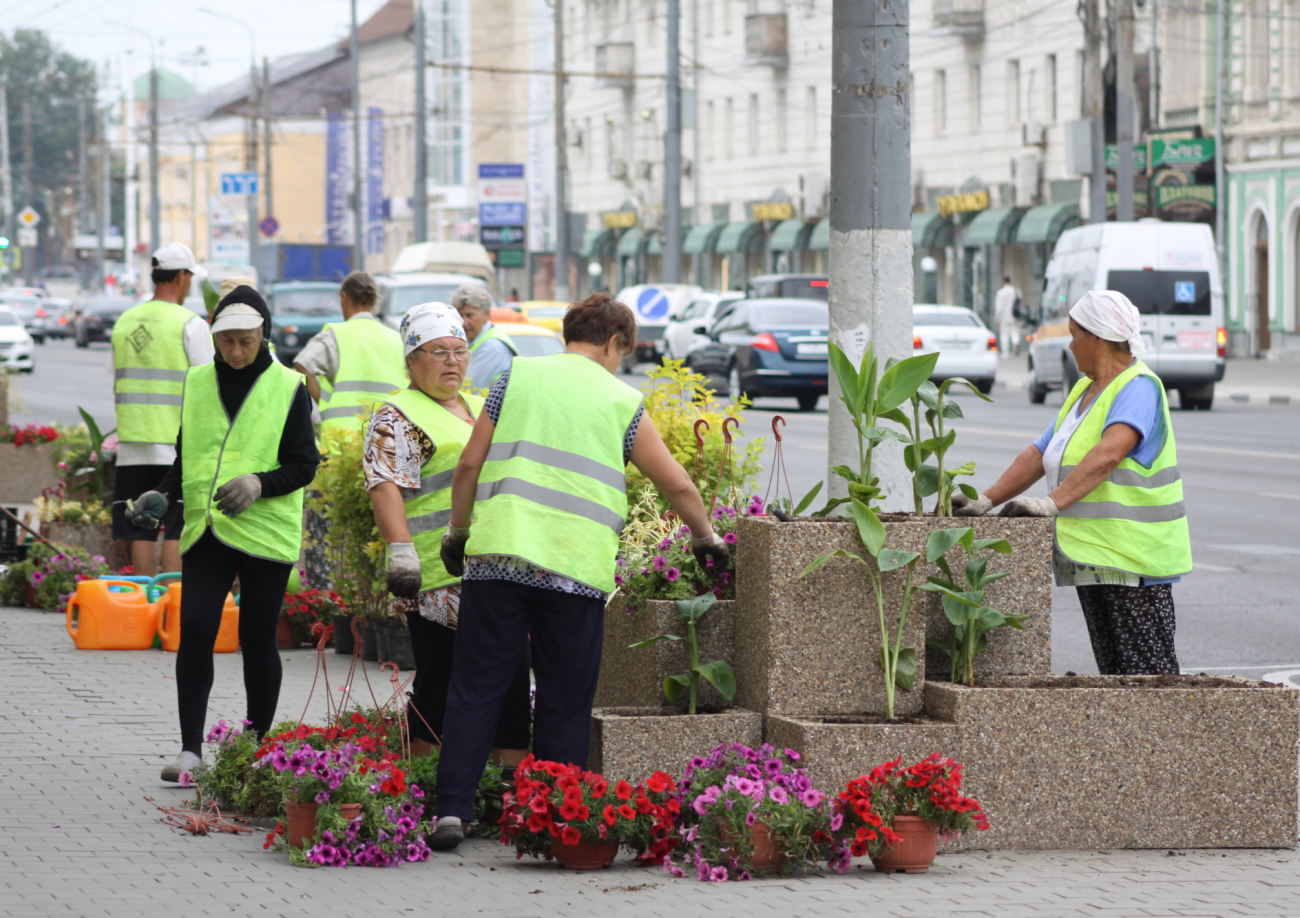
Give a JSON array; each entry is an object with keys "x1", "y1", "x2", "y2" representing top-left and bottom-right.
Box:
[
  {"x1": 934, "y1": 69, "x2": 947, "y2": 136},
  {"x1": 1286, "y1": 0, "x2": 1300, "y2": 96},
  {"x1": 725, "y1": 97, "x2": 734, "y2": 159},
  {"x1": 705, "y1": 101, "x2": 715, "y2": 160},
  {"x1": 1247, "y1": 0, "x2": 1269, "y2": 102},
  {"x1": 805, "y1": 86, "x2": 816, "y2": 150},
  {"x1": 776, "y1": 88, "x2": 787, "y2": 153},
  {"x1": 1007, "y1": 59, "x2": 1021, "y2": 124},
  {"x1": 723, "y1": 0, "x2": 731, "y2": 34},
  {"x1": 968, "y1": 65, "x2": 981, "y2": 130},
  {"x1": 704, "y1": 0, "x2": 713, "y2": 36},
  {"x1": 1046, "y1": 54, "x2": 1057, "y2": 122},
  {"x1": 647, "y1": 0, "x2": 657, "y2": 45},
  {"x1": 748, "y1": 93, "x2": 759, "y2": 156}
]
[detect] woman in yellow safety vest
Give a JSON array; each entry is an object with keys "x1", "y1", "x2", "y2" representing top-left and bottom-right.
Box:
[
  {"x1": 365, "y1": 302, "x2": 530, "y2": 765},
  {"x1": 954, "y1": 289, "x2": 1192, "y2": 675},
  {"x1": 127, "y1": 287, "x2": 320, "y2": 782}
]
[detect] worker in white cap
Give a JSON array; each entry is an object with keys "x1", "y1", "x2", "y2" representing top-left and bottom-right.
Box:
[
  {"x1": 109, "y1": 242, "x2": 215, "y2": 577},
  {"x1": 127, "y1": 285, "x2": 320, "y2": 783},
  {"x1": 953, "y1": 289, "x2": 1191, "y2": 675}
]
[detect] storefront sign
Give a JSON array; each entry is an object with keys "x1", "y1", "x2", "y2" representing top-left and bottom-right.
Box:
[
  {"x1": 936, "y1": 189, "x2": 989, "y2": 218},
  {"x1": 752, "y1": 202, "x2": 795, "y2": 221},
  {"x1": 1150, "y1": 138, "x2": 1215, "y2": 168},
  {"x1": 1105, "y1": 189, "x2": 1150, "y2": 212},
  {"x1": 1105, "y1": 145, "x2": 1148, "y2": 170},
  {"x1": 1156, "y1": 184, "x2": 1216, "y2": 220},
  {"x1": 603, "y1": 210, "x2": 638, "y2": 229},
  {"x1": 481, "y1": 225, "x2": 527, "y2": 248}
]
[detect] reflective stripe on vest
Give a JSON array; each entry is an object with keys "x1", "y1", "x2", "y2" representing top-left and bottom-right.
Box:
[
  {"x1": 111, "y1": 300, "x2": 196, "y2": 445},
  {"x1": 319, "y1": 316, "x2": 407, "y2": 433},
  {"x1": 465, "y1": 353, "x2": 643, "y2": 593},
  {"x1": 470, "y1": 323, "x2": 520, "y2": 356},
  {"x1": 178, "y1": 362, "x2": 306, "y2": 564},
  {"x1": 1052, "y1": 361, "x2": 1193, "y2": 579},
  {"x1": 383, "y1": 387, "x2": 484, "y2": 592}
]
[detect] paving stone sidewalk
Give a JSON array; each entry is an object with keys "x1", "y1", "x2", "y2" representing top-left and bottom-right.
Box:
[{"x1": 4, "y1": 604, "x2": 1300, "y2": 918}]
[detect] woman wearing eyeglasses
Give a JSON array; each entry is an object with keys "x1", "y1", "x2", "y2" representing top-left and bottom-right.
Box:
[{"x1": 364, "y1": 302, "x2": 531, "y2": 765}]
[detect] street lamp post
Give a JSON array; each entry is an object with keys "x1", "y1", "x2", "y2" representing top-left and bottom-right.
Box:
[{"x1": 104, "y1": 20, "x2": 162, "y2": 259}]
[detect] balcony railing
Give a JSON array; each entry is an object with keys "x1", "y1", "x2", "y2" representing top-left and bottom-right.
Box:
[
  {"x1": 744, "y1": 13, "x2": 788, "y2": 67},
  {"x1": 595, "y1": 43, "x2": 635, "y2": 89},
  {"x1": 932, "y1": 0, "x2": 984, "y2": 40}
]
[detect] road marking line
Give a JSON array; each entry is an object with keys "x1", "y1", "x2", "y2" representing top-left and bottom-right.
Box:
[
  {"x1": 1263, "y1": 670, "x2": 1300, "y2": 688},
  {"x1": 1194, "y1": 562, "x2": 1238, "y2": 572},
  {"x1": 954, "y1": 426, "x2": 1300, "y2": 461},
  {"x1": 1187, "y1": 664, "x2": 1300, "y2": 670},
  {"x1": 1261, "y1": 492, "x2": 1300, "y2": 501}
]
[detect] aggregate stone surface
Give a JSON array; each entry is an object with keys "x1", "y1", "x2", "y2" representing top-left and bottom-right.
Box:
[
  {"x1": 589, "y1": 706, "x2": 762, "y2": 783},
  {"x1": 6, "y1": 604, "x2": 1300, "y2": 918}
]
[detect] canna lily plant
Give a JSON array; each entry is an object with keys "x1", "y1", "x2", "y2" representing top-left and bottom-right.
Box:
[
  {"x1": 630, "y1": 593, "x2": 736, "y2": 714},
  {"x1": 894, "y1": 377, "x2": 992, "y2": 516},
  {"x1": 798, "y1": 499, "x2": 924, "y2": 720}
]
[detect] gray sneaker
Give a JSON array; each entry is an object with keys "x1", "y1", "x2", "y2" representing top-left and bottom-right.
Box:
[
  {"x1": 428, "y1": 815, "x2": 464, "y2": 851},
  {"x1": 161, "y1": 751, "x2": 204, "y2": 783}
]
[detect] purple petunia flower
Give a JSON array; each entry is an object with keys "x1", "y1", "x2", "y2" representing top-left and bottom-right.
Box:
[
  {"x1": 653, "y1": 555, "x2": 667, "y2": 571},
  {"x1": 800, "y1": 788, "x2": 824, "y2": 808},
  {"x1": 723, "y1": 532, "x2": 737, "y2": 545},
  {"x1": 665, "y1": 567, "x2": 681, "y2": 582},
  {"x1": 177, "y1": 771, "x2": 193, "y2": 788},
  {"x1": 768, "y1": 785, "x2": 788, "y2": 804},
  {"x1": 744, "y1": 812, "x2": 756, "y2": 827},
  {"x1": 662, "y1": 855, "x2": 685, "y2": 878},
  {"x1": 764, "y1": 758, "x2": 783, "y2": 776},
  {"x1": 709, "y1": 866, "x2": 729, "y2": 882},
  {"x1": 830, "y1": 812, "x2": 844, "y2": 832}
]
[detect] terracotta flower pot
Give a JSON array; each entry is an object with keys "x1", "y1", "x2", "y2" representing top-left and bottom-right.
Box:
[
  {"x1": 284, "y1": 798, "x2": 363, "y2": 849},
  {"x1": 870, "y1": 815, "x2": 939, "y2": 874},
  {"x1": 275, "y1": 613, "x2": 298, "y2": 650},
  {"x1": 721, "y1": 820, "x2": 787, "y2": 873},
  {"x1": 553, "y1": 837, "x2": 619, "y2": 870}
]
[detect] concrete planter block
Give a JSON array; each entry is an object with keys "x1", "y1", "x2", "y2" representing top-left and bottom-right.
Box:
[
  {"x1": 921, "y1": 516, "x2": 1054, "y2": 680},
  {"x1": 595, "y1": 596, "x2": 736, "y2": 709},
  {"x1": 589, "y1": 706, "x2": 762, "y2": 783},
  {"x1": 43, "y1": 522, "x2": 113, "y2": 560},
  {"x1": 0, "y1": 443, "x2": 59, "y2": 504},
  {"x1": 733, "y1": 516, "x2": 933, "y2": 718}
]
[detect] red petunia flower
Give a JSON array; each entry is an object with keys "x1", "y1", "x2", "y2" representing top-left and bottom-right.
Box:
[
  {"x1": 615, "y1": 780, "x2": 632, "y2": 801},
  {"x1": 560, "y1": 826, "x2": 581, "y2": 846}
]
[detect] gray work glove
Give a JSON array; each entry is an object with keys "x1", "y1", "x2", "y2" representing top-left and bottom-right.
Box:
[
  {"x1": 998, "y1": 496, "x2": 1059, "y2": 518},
  {"x1": 951, "y1": 491, "x2": 994, "y2": 517},
  {"x1": 386, "y1": 542, "x2": 422, "y2": 600},
  {"x1": 690, "y1": 530, "x2": 731, "y2": 570},
  {"x1": 125, "y1": 490, "x2": 169, "y2": 530},
  {"x1": 440, "y1": 525, "x2": 472, "y2": 578},
  {"x1": 213, "y1": 473, "x2": 262, "y2": 518}
]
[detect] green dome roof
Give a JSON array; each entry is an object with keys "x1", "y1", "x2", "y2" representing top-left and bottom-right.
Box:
[{"x1": 133, "y1": 68, "x2": 194, "y2": 102}]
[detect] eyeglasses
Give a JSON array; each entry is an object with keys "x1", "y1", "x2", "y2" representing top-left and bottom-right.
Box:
[{"x1": 418, "y1": 346, "x2": 471, "y2": 363}]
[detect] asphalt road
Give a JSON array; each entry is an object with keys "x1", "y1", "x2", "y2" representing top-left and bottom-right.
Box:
[{"x1": 12, "y1": 342, "x2": 1300, "y2": 681}]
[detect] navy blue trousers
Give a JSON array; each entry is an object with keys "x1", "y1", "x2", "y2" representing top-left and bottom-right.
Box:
[{"x1": 435, "y1": 578, "x2": 605, "y2": 821}]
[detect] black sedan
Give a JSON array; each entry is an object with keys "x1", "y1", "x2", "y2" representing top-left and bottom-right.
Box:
[
  {"x1": 685, "y1": 298, "x2": 829, "y2": 411},
  {"x1": 267, "y1": 282, "x2": 343, "y2": 366},
  {"x1": 74, "y1": 296, "x2": 136, "y2": 346}
]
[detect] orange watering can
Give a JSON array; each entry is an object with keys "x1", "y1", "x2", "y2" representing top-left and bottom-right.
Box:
[
  {"x1": 66, "y1": 579, "x2": 159, "y2": 650},
  {"x1": 156, "y1": 583, "x2": 240, "y2": 653}
]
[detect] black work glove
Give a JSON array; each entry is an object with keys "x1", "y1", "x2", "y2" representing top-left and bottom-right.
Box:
[{"x1": 440, "y1": 525, "x2": 471, "y2": 578}]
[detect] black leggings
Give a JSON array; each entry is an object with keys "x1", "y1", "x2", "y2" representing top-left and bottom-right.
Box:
[{"x1": 177, "y1": 528, "x2": 294, "y2": 754}]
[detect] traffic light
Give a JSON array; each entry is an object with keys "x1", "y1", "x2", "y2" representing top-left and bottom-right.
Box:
[{"x1": 0, "y1": 237, "x2": 9, "y2": 249}]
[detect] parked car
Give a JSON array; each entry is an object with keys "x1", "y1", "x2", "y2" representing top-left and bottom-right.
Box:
[
  {"x1": 912, "y1": 304, "x2": 998, "y2": 394},
  {"x1": 0, "y1": 306, "x2": 35, "y2": 372},
  {"x1": 663, "y1": 291, "x2": 744, "y2": 361},
  {"x1": 31, "y1": 298, "x2": 75, "y2": 340},
  {"x1": 686, "y1": 298, "x2": 829, "y2": 411},
  {"x1": 1029, "y1": 220, "x2": 1224, "y2": 409},
  {"x1": 499, "y1": 322, "x2": 565, "y2": 358},
  {"x1": 745, "y1": 274, "x2": 829, "y2": 301},
  {"x1": 1, "y1": 294, "x2": 44, "y2": 341},
  {"x1": 38, "y1": 264, "x2": 77, "y2": 279},
  {"x1": 518, "y1": 300, "x2": 568, "y2": 332},
  {"x1": 376, "y1": 273, "x2": 494, "y2": 330},
  {"x1": 614, "y1": 283, "x2": 703, "y2": 369},
  {"x1": 267, "y1": 281, "x2": 343, "y2": 366},
  {"x1": 74, "y1": 295, "x2": 136, "y2": 346}
]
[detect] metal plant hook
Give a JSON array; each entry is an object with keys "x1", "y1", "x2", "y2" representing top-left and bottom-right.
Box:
[
  {"x1": 712, "y1": 417, "x2": 741, "y2": 511},
  {"x1": 691, "y1": 418, "x2": 711, "y2": 490},
  {"x1": 297, "y1": 621, "x2": 337, "y2": 728},
  {"x1": 382, "y1": 661, "x2": 410, "y2": 761},
  {"x1": 763, "y1": 415, "x2": 793, "y2": 513}
]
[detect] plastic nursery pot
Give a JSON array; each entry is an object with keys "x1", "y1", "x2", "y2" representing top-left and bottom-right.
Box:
[
  {"x1": 360, "y1": 620, "x2": 379, "y2": 662},
  {"x1": 374, "y1": 621, "x2": 391, "y2": 664},
  {"x1": 284, "y1": 799, "x2": 363, "y2": 849},
  {"x1": 720, "y1": 821, "x2": 787, "y2": 874},
  {"x1": 275, "y1": 613, "x2": 298, "y2": 650},
  {"x1": 870, "y1": 815, "x2": 940, "y2": 874},
  {"x1": 333, "y1": 616, "x2": 357, "y2": 656},
  {"x1": 552, "y1": 837, "x2": 620, "y2": 870},
  {"x1": 381, "y1": 620, "x2": 416, "y2": 670}
]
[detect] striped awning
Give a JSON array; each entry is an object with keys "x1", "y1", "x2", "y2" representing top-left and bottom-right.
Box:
[
  {"x1": 646, "y1": 227, "x2": 689, "y2": 256},
  {"x1": 961, "y1": 207, "x2": 1024, "y2": 246},
  {"x1": 714, "y1": 221, "x2": 765, "y2": 255},
  {"x1": 683, "y1": 222, "x2": 725, "y2": 255},
  {"x1": 807, "y1": 219, "x2": 829, "y2": 252},
  {"x1": 767, "y1": 218, "x2": 809, "y2": 251},
  {"x1": 579, "y1": 228, "x2": 618, "y2": 259},
  {"x1": 616, "y1": 228, "x2": 645, "y2": 257},
  {"x1": 1015, "y1": 203, "x2": 1081, "y2": 245},
  {"x1": 912, "y1": 211, "x2": 953, "y2": 248}
]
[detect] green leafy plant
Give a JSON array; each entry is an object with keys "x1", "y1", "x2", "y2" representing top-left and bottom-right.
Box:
[
  {"x1": 817, "y1": 342, "x2": 938, "y2": 516},
  {"x1": 630, "y1": 593, "x2": 736, "y2": 714},
  {"x1": 67, "y1": 407, "x2": 116, "y2": 505},
  {"x1": 898, "y1": 379, "x2": 991, "y2": 516},
  {"x1": 798, "y1": 499, "x2": 923, "y2": 720},
  {"x1": 921, "y1": 527, "x2": 1026, "y2": 685}
]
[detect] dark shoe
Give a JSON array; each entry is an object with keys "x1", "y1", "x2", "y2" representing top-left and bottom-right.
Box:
[{"x1": 429, "y1": 816, "x2": 464, "y2": 851}]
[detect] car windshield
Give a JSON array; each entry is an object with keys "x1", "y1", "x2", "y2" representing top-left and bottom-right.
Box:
[
  {"x1": 382, "y1": 284, "x2": 475, "y2": 317},
  {"x1": 914, "y1": 311, "x2": 980, "y2": 327},
  {"x1": 2, "y1": 296, "x2": 39, "y2": 308},
  {"x1": 506, "y1": 334, "x2": 564, "y2": 358},
  {"x1": 753, "y1": 303, "x2": 829, "y2": 327},
  {"x1": 272, "y1": 288, "x2": 341, "y2": 317},
  {"x1": 0, "y1": 310, "x2": 17, "y2": 326},
  {"x1": 527, "y1": 305, "x2": 567, "y2": 318},
  {"x1": 1106, "y1": 270, "x2": 1212, "y2": 316},
  {"x1": 85, "y1": 298, "x2": 134, "y2": 314}
]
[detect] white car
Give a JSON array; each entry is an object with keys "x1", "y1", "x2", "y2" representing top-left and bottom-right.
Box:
[
  {"x1": 663, "y1": 291, "x2": 744, "y2": 361},
  {"x1": 375, "y1": 273, "x2": 495, "y2": 331},
  {"x1": 912, "y1": 304, "x2": 998, "y2": 394},
  {"x1": 0, "y1": 306, "x2": 35, "y2": 372}
]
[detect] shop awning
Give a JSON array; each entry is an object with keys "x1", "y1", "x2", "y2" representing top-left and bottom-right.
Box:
[
  {"x1": 912, "y1": 211, "x2": 953, "y2": 248},
  {"x1": 683, "y1": 222, "x2": 725, "y2": 255},
  {"x1": 807, "y1": 219, "x2": 829, "y2": 251},
  {"x1": 767, "y1": 218, "x2": 809, "y2": 251},
  {"x1": 646, "y1": 227, "x2": 690, "y2": 256},
  {"x1": 714, "y1": 221, "x2": 765, "y2": 255},
  {"x1": 1015, "y1": 203, "x2": 1080, "y2": 245},
  {"x1": 961, "y1": 207, "x2": 1023, "y2": 246},
  {"x1": 578, "y1": 228, "x2": 618, "y2": 259},
  {"x1": 616, "y1": 228, "x2": 645, "y2": 257}
]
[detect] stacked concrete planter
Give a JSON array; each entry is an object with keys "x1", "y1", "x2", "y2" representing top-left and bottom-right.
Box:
[
  {"x1": 588, "y1": 706, "x2": 762, "y2": 784},
  {"x1": 0, "y1": 442, "x2": 59, "y2": 504},
  {"x1": 43, "y1": 522, "x2": 113, "y2": 559},
  {"x1": 770, "y1": 676, "x2": 1299, "y2": 850}
]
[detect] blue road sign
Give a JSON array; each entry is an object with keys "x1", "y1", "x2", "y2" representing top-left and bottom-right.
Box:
[
  {"x1": 259, "y1": 216, "x2": 280, "y2": 237},
  {"x1": 635, "y1": 287, "x2": 671, "y2": 321},
  {"x1": 480, "y1": 202, "x2": 526, "y2": 226},
  {"x1": 220, "y1": 172, "x2": 259, "y2": 196},
  {"x1": 1174, "y1": 280, "x2": 1195, "y2": 303},
  {"x1": 478, "y1": 163, "x2": 525, "y2": 179}
]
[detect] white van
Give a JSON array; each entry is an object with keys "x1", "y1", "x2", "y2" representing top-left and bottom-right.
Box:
[
  {"x1": 613, "y1": 283, "x2": 702, "y2": 368},
  {"x1": 1028, "y1": 220, "x2": 1225, "y2": 410}
]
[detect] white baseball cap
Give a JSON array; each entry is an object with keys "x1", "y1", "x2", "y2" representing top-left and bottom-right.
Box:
[
  {"x1": 210, "y1": 303, "x2": 266, "y2": 334},
  {"x1": 152, "y1": 242, "x2": 208, "y2": 279}
]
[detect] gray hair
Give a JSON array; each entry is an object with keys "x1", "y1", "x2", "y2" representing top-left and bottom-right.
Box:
[{"x1": 450, "y1": 284, "x2": 492, "y2": 314}]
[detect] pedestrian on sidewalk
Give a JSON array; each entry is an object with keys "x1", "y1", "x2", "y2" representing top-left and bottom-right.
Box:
[
  {"x1": 953, "y1": 290, "x2": 1191, "y2": 676},
  {"x1": 431, "y1": 292, "x2": 731, "y2": 850},
  {"x1": 994, "y1": 276, "x2": 1025, "y2": 356},
  {"x1": 365, "y1": 302, "x2": 531, "y2": 766},
  {"x1": 126, "y1": 287, "x2": 320, "y2": 782},
  {"x1": 110, "y1": 243, "x2": 215, "y2": 577},
  {"x1": 454, "y1": 285, "x2": 517, "y2": 389},
  {"x1": 294, "y1": 271, "x2": 406, "y2": 429}
]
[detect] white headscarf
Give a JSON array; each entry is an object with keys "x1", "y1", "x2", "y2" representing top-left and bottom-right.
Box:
[
  {"x1": 399, "y1": 301, "x2": 466, "y2": 358},
  {"x1": 1068, "y1": 290, "x2": 1147, "y2": 359}
]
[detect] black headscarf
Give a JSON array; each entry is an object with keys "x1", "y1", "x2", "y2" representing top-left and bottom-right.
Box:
[{"x1": 212, "y1": 285, "x2": 272, "y2": 338}]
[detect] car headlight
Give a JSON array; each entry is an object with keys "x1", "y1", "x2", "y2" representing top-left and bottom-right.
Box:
[{"x1": 283, "y1": 333, "x2": 299, "y2": 347}]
